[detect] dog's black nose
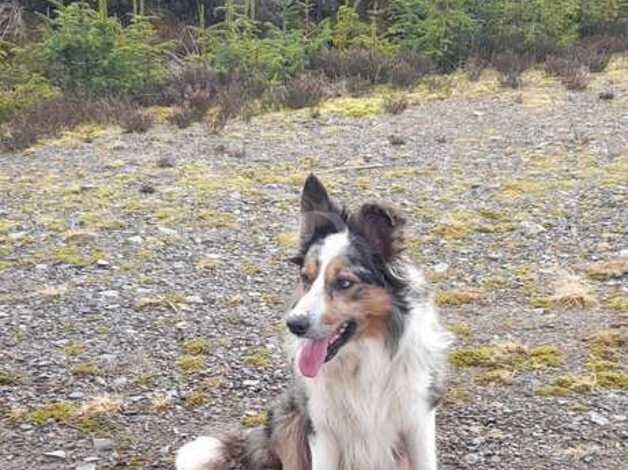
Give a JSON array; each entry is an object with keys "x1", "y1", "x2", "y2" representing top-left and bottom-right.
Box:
[{"x1": 286, "y1": 316, "x2": 310, "y2": 337}]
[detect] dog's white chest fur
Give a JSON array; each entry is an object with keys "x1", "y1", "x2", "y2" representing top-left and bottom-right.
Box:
[{"x1": 302, "y1": 302, "x2": 442, "y2": 470}]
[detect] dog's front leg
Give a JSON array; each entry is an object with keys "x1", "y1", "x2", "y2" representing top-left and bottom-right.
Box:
[
  {"x1": 404, "y1": 408, "x2": 437, "y2": 470},
  {"x1": 309, "y1": 432, "x2": 340, "y2": 470}
]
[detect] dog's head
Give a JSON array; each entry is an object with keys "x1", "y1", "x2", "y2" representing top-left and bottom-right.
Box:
[{"x1": 286, "y1": 174, "x2": 408, "y2": 378}]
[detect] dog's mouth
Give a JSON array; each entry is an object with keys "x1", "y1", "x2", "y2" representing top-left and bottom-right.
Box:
[{"x1": 297, "y1": 320, "x2": 357, "y2": 379}]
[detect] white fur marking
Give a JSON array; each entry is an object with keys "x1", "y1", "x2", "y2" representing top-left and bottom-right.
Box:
[
  {"x1": 287, "y1": 231, "x2": 351, "y2": 337},
  {"x1": 175, "y1": 436, "x2": 224, "y2": 470}
]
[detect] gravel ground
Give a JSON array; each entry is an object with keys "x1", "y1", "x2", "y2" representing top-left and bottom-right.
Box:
[{"x1": 1, "y1": 61, "x2": 627, "y2": 469}]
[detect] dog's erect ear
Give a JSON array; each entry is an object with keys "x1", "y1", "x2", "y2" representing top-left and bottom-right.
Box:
[
  {"x1": 353, "y1": 203, "x2": 406, "y2": 261},
  {"x1": 295, "y1": 175, "x2": 344, "y2": 256}
]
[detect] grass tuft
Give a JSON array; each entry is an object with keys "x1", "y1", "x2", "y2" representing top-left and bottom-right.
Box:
[
  {"x1": 241, "y1": 411, "x2": 268, "y2": 428},
  {"x1": 435, "y1": 290, "x2": 482, "y2": 306},
  {"x1": 243, "y1": 347, "x2": 272, "y2": 368},
  {"x1": 177, "y1": 355, "x2": 205, "y2": 374},
  {"x1": 182, "y1": 338, "x2": 212, "y2": 355},
  {"x1": 71, "y1": 361, "x2": 100, "y2": 377}
]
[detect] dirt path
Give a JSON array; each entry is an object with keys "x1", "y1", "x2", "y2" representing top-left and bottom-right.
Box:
[{"x1": 1, "y1": 62, "x2": 627, "y2": 469}]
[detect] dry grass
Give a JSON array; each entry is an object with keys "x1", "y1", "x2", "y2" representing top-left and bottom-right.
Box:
[
  {"x1": 435, "y1": 289, "x2": 482, "y2": 306},
  {"x1": 547, "y1": 272, "x2": 597, "y2": 309},
  {"x1": 182, "y1": 338, "x2": 212, "y2": 355},
  {"x1": 150, "y1": 394, "x2": 173, "y2": 413},
  {"x1": 176, "y1": 355, "x2": 205, "y2": 374},
  {"x1": 582, "y1": 259, "x2": 628, "y2": 281},
  {"x1": 76, "y1": 395, "x2": 123, "y2": 418},
  {"x1": 241, "y1": 410, "x2": 268, "y2": 428}
]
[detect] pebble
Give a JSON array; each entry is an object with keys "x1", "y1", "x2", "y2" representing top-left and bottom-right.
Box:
[
  {"x1": 587, "y1": 411, "x2": 609, "y2": 426},
  {"x1": 43, "y1": 450, "x2": 66, "y2": 459},
  {"x1": 93, "y1": 438, "x2": 114, "y2": 451},
  {"x1": 127, "y1": 236, "x2": 143, "y2": 244},
  {"x1": 77, "y1": 465, "x2": 96, "y2": 470}
]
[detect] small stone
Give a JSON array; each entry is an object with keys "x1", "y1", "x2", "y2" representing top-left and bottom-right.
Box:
[
  {"x1": 93, "y1": 438, "x2": 114, "y2": 451},
  {"x1": 519, "y1": 221, "x2": 546, "y2": 236},
  {"x1": 157, "y1": 226, "x2": 179, "y2": 237},
  {"x1": 8, "y1": 231, "x2": 28, "y2": 240},
  {"x1": 186, "y1": 295, "x2": 203, "y2": 304},
  {"x1": 435, "y1": 135, "x2": 447, "y2": 144},
  {"x1": 598, "y1": 91, "x2": 614, "y2": 100},
  {"x1": 619, "y1": 248, "x2": 628, "y2": 259},
  {"x1": 464, "y1": 453, "x2": 481, "y2": 464},
  {"x1": 69, "y1": 391, "x2": 84, "y2": 399},
  {"x1": 433, "y1": 262, "x2": 449, "y2": 273},
  {"x1": 587, "y1": 411, "x2": 609, "y2": 426},
  {"x1": 95, "y1": 259, "x2": 110, "y2": 268},
  {"x1": 139, "y1": 183, "x2": 156, "y2": 195},
  {"x1": 388, "y1": 134, "x2": 406, "y2": 146},
  {"x1": 44, "y1": 451, "x2": 66, "y2": 459},
  {"x1": 157, "y1": 156, "x2": 176, "y2": 168},
  {"x1": 77, "y1": 464, "x2": 96, "y2": 470},
  {"x1": 127, "y1": 236, "x2": 143, "y2": 244},
  {"x1": 101, "y1": 290, "x2": 119, "y2": 298}
]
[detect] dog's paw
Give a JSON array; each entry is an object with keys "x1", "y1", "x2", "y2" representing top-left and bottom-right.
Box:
[{"x1": 175, "y1": 436, "x2": 225, "y2": 470}]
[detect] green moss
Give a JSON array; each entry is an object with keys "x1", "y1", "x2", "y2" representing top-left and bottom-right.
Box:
[
  {"x1": 184, "y1": 390, "x2": 208, "y2": 408},
  {"x1": 475, "y1": 368, "x2": 513, "y2": 386},
  {"x1": 182, "y1": 338, "x2": 212, "y2": 355},
  {"x1": 0, "y1": 219, "x2": 18, "y2": 233},
  {"x1": 448, "y1": 323, "x2": 471, "y2": 338},
  {"x1": 51, "y1": 246, "x2": 104, "y2": 267},
  {"x1": 241, "y1": 262, "x2": 262, "y2": 276},
  {"x1": 435, "y1": 290, "x2": 481, "y2": 306},
  {"x1": 29, "y1": 402, "x2": 76, "y2": 425},
  {"x1": 177, "y1": 355, "x2": 205, "y2": 374},
  {"x1": 536, "y1": 385, "x2": 571, "y2": 397},
  {"x1": 0, "y1": 369, "x2": 21, "y2": 385},
  {"x1": 135, "y1": 372, "x2": 155, "y2": 386},
  {"x1": 62, "y1": 343, "x2": 85, "y2": 357},
  {"x1": 243, "y1": 347, "x2": 272, "y2": 368},
  {"x1": 450, "y1": 347, "x2": 498, "y2": 367},
  {"x1": 606, "y1": 296, "x2": 628, "y2": 314},
  {"x1": 528, "y1": 346, "x2": 562, "y2": 368},
  {"x1": 597, "y1": 371, "x2": 628, "y2": 390},
  {"x1": 197, "y1": 210, "x2": 237, "y2": 228},
  {"x1": 276, "y1": 231, "x2": 298, "y2": 249},
  {"x1": 241, "y1": 411, "x2": 268, "y2": 428},
  {"x1": 0, "y1": 260, "x2": 13, "y2": 271},
  {"x1": 71, "y1": 361, "x2": 100, "y2": 377},
  {"x1": 321, "y1": 96, "x2": 383, "y2": 118}
]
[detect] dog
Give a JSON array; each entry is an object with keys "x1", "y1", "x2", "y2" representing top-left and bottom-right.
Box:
[{"x1": 176, "y1": 174, "x2": 452, "y2": 470}]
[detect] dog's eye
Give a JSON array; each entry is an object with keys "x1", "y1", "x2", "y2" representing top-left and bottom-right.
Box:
[{"x1": 335, "y1": 279, "x2": 354, "y2": 290}]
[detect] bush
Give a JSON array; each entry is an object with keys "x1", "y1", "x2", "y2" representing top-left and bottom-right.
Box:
[
  {"x1": 119, "y1": 109, "x2": 154, "y2": 133},
  {"x1": 0, "y1": 72, "x2": 59, "y2": 123},
  {"x1": 383, "y1": 95, "x2": 409, "y2": 115},
  {"x1": 390, "y1": 52, "x2": 434, "y2": 87},
  {"x1": 492, "y1": 52, "x2": 532, "y2": 88},
  {"x1": 389, "y1": 0, "x2": 476, "y2": 70},
  {"x1": 545, "y1": 55, "x2": 591, "y2": 90},
  {"x1": 1, "y1": 94, "x2": 121, "y2": 151},
  {"x1": 17, "y1": 2, "x2": 168, "y2": 95},
  {"x1": 273, "y1": 73, "x2": 326, "y2": 109}
]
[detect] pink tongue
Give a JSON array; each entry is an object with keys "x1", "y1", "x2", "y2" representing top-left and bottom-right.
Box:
[{"x1": 297, "y1": 338, "x2": 330, "y2": 378}]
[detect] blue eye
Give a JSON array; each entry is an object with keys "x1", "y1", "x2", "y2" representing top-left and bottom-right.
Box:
[{"x1": 336, "y1": 279, "x2": 354, "y2": 290}]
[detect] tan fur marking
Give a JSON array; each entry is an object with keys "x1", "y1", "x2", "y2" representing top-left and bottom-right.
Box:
[
  {"x1": 271, "y1": 413, "x2": 310, "y2": 470},
  {"x1": 301, "y1": 257, "x2": 318, "y2": 285},
  {"x1": 359, "y1": 286, "x2": 393, "y2": 338}
]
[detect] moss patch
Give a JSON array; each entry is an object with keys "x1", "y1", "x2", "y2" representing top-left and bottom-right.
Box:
[
  {"x1": 475, "y1": 368, "x2": 513, "y2": 386},
  {"x1": 448, "y1": 323, "x2": 472, "y2": 338},
  {"x1": 29, "y1": 402, "x2": 76, "y2": 425},
  {"x1": 583, "y1": 259, "x2": 628, "y2": 281},
  {"x1": 451, "y1": 343, "x2": 560, "y2": 371},
  {"x1": 606, "y1": 295, "x2": 628, "y2": 314},
  {"x1": 0, "y1": 368, "x2": 21, "y2": 385},
  {"x1": 435, "y1": 290, "x2": 482, "y2": 306},
  {"x1": 177, "y1": 355, "x2": 205, "y2": 374},
  {"x1": 182, "y1": 338, "x2": 212, "y2": 355},
  {"x1": 321, "y1": 96, "x2": 383, "y2": 118},
  {"x1": 62, "y1": 343, "x2": 85, "y2": 357},
  {"x1": 71, "y1": 361, "x2": 100, "y2": 377},
  {"x1": 51, "y1": 246, "x2": 104, "y2": 267},
  {"x1": 184, "y1": 390, "x2": 208, "y2": 408},
  {"x1": 241, "y1": 411, "x2": 268, "y2": 428},
  {"x1": 243, "y1": 347, "x2": 272, "y2": 368}
]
